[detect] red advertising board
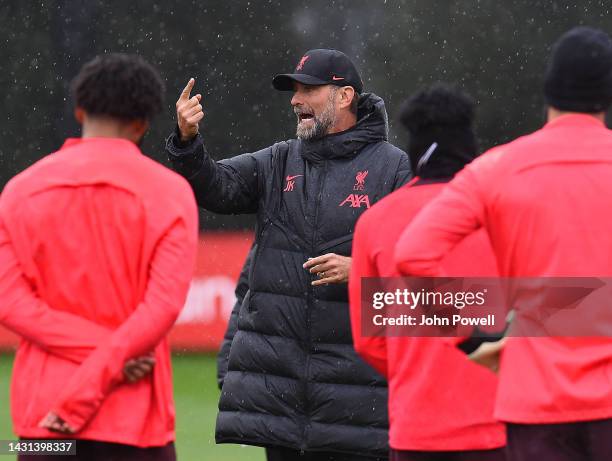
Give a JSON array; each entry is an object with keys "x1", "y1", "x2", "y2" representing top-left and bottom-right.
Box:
[{"x1": 0, "y1": 231, "x2": 254, "y2": 352}]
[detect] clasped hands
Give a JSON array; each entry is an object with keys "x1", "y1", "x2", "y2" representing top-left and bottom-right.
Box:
[{"x1": 39, "y1": 353, "x2": 156, "y2": 434}]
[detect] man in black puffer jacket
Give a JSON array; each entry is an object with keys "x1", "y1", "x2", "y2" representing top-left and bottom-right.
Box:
[{"x1": 166, "y1": 49, "x2": 412, "y2": 461}]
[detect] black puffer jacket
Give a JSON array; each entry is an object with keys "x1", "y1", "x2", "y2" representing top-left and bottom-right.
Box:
[
  {"x1": 166, "y1": 93, "x2": 412, "y2": 457},
  {"x1": 216, "y1": 248, "x2": 252, "y2": 389}
]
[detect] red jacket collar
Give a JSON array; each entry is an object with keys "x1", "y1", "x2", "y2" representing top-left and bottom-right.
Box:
[
  {"x1": 544, "y1": 113, "x2": 606, "y2": 130},
  {"x1": 60, "y1": 137, "x2": 139, "y2": 151}
]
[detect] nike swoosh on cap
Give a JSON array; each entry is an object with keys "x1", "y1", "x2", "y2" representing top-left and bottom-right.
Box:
[{"x1": 332, "y1": 76, "x2": 344, "y2": 80}]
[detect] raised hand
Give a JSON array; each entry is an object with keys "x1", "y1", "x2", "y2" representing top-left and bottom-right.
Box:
[{"x1": 176, "y1": 78, "x2": 204, "y2": 142}]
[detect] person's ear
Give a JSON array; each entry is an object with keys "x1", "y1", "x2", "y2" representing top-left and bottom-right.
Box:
[
  {"x1": 128, "y1": 119, "x2": 150, "y2": 144},
  {"x1": 339, "y1": 87, "x2": 355, "y2": 110},
  {"x1": 74, "y1": 107, "x2": 86, "y2": 125}
]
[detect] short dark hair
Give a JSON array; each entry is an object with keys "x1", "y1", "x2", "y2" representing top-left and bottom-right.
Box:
[
  {"x1": 71, "y1": 53, "x2": 165, "y2": 121},
  {"x1": 398, "y1": 83, "x2": 478, "y2": 178},
  {"x1": 398, "y1": 83, "x2": 475, "y2": 133}
]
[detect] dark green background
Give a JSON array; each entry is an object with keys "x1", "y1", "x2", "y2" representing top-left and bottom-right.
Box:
[{"x1": 1, "y1": 1, "x2": 610, "y2": 229}]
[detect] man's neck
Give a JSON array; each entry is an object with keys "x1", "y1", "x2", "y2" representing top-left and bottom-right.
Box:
[
  {"x1": 327, "y1": 113, "x2": 358, "y2": 135},
  {"x1": 547, "y1": 107, "x2": 606, "y2": 123},
  {"x1": 82, "y1": 119, "x2": 129, "y2": 140},
  {"x1": 80, "y1": 114, "x2": 145, "y2": 144}
]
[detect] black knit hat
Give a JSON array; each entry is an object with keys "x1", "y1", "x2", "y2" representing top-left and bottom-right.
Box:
[{"x1": 544, "y1": 26, "x2": 612, "y2": 113}]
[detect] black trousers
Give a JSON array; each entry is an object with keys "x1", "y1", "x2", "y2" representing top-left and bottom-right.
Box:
[
  {"x1": 506, "y1": 419, "x2": 612, "y2": 461},
  {"x1": 266, "y1": 446, "x2": 386, "y2": 461},
  {"x1": 17, "y1": 440, "x2": 176, "y2": 461},
  {"x1": 389, "y1": 447, "x2": 506, "y2": 461}
]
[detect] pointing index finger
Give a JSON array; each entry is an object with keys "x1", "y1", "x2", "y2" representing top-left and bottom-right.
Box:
[{"x1": 180, "y1": 78, "x2": 195, "y2": 101}]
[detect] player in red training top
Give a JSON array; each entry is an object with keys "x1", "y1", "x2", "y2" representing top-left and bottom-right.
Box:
[
  {"x1": 350, "y1": 83, "x2": 506, "y2": 461},
  {"x1": 0, "y1": 54, "x2": 198, "y2": 461},
  {"x1": 395, "y1": 27, "x2": 612, "y2": 461}
]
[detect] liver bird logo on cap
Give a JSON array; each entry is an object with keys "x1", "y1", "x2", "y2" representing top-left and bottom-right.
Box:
[{"x1": 296, "y1": 55, "x2": 310, "y2": 71}]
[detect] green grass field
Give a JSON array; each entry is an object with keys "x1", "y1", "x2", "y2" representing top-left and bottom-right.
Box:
[{"x1": 0, "y1": 354, "x2": 264, "y2": 461}]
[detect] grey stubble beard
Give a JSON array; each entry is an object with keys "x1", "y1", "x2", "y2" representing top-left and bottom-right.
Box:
[{"x1": 295, "y1": 92, "x2": 337, "y2": 141}]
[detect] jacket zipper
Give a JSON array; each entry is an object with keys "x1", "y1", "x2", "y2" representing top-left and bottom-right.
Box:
[{"x1": 301, "y1": 160, "x2": 328, "y2": 452}]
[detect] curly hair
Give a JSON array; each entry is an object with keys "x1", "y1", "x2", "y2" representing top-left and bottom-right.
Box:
[
  {"x1": 71, "y1": 53, "x2": 165, "y2": 121},
  {"x1": 398, "y1": 82, "x2": 475, "y2": 132},
  {"x1": 397, "y1": 83, "x2": 478, "y2": 179}
]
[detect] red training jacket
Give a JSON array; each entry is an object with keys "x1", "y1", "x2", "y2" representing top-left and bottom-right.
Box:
[
  {"x1": 349, "y1": 177, "x2": 506, "y2": 451},
  {"x1": 395, "y1": 114, "x2": 612, "y2": 424},
  {"x1": 0, "y1": 138, "x2": 198, "y2": 446}
]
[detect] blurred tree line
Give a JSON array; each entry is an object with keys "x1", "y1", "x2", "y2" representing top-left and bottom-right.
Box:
[{"x1": 0, "y1": 0, "x2": 610, "y2": 229}]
